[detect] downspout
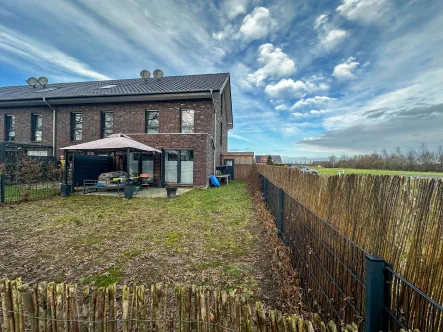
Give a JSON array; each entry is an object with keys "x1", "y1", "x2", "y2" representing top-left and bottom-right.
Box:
[
  {"x1": 210, "y1": 89, "x2": 216, "y2": 174},
  {"x1": 43, "y1": 97, "x2": 56, "y2": 157}
]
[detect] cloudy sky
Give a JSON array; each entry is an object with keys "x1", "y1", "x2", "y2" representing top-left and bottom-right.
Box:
[{"x1": 1, "y1": 0, "x2": 443, "y2": 158}]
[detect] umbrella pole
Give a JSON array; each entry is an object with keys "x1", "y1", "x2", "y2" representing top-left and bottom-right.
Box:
[
  {"x1": 64, "y1": 150, "x2": 68, "y2": 185},
  {"x1": 126, "y1": 148, "x2": 130, "y2": 175}
]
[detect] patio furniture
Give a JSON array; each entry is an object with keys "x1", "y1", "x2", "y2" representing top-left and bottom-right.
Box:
[
  {"x1": 139, "y1": 173, "x2": 150, "y2": 188},
  {"x1": 83, "y1": 171, "x2": 129, "y2": 194},
  {"x1": 215, "y1": 174, "x2": 230, "y2": 185}
]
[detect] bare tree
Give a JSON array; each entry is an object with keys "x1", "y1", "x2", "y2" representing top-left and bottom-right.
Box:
[
  {"x1": 437, "y1": 145, "x2": 443, "y2": 172},
  {"x1": 329, "y1": 155, "x2": 337, "y2": 168}
]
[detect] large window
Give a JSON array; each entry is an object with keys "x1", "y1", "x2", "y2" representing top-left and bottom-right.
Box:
[
  {"x1": 4, "y1": 115, "x2": 15, "y2": 141},
  {"x1": 164, "y1": 149, "x2": 194, "y2": 184},
  {"x1": 180, "y1": 109, "x2": 194, "y2": 133},
  {"x1": 101, "y1": 111, "x2": 113, "y2": 138},
  {"x1": 31, "y1": 113, "x2": 42, "y2": 141},
  {"x1": 128, "y1": 153, "x2": 154, "y2": 181},
  {"x1": 70, "y1": 112, "x2": 83, "y2": 141},
  {"x1": 146, "y1": 111, "x2": 159, "y2": 133}
]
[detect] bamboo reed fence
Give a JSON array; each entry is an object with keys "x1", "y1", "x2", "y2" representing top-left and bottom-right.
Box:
[
  {"x1": 0, "y1": 278, "x2": 368, "y2": 332},
  {"x1": 234, "y1": 165, "x2": 254, "y2": 181},
  {"x1": 256, "y1": 165, "x2": 443, "y2": 328}
]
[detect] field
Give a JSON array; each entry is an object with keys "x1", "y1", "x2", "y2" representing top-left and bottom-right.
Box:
[
  {"x1": 0, "y1": 181, "x2": 277, "y2": 301},
  {"x1": 309, "y1": 166, "x2": 443, "y2": 177}
]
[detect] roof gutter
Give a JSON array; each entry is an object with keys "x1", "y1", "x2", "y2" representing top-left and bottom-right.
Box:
[
  {"x1": 0, "y1": 91, "x2": 215, "y2": 108},
  {"x1": 43, "y1": 97, "x2": 56, "y2": 157}
]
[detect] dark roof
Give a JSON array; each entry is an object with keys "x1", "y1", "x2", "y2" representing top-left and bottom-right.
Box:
[
  {"x1": 255, "y1": 155, "x2": 283, "y2": 163},
  {"x1": 0, "y1": 73, "x2": 230, "y2": 102}
]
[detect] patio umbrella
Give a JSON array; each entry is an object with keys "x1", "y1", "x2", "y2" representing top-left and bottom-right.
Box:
[{"x1": 61, "y1": 133, "x2": 161, "y2": 153}]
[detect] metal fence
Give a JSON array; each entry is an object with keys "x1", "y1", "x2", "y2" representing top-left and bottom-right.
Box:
[
  {"x1": 0, "y1": 155, "x2": 61, "y2": 204},
  {"x1": 259, "y1": 174, "x2": 443, "y2": 332},
  {"x1": 0, "y1": 173, "x2": 60, "y2": 204}
]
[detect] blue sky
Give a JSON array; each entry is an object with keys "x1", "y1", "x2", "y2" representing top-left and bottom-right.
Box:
[{"x1": 1, "y1": 0, "x2": 443, "y2": 160}]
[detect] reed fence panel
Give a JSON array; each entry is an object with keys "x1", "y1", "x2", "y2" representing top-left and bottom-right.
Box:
[
  {"x1": 257, "y1": 166, "x2": 443, "y2": 331},
  {"x1": 0, "y1": 278, "x2": 361, "y2": 332}
]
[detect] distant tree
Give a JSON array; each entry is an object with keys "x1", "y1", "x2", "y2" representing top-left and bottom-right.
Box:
[
  {"x1": 328, "y1": 155, "x2": 337, "y2": 168},
  {"x1": 267, "y1": 156, "x2": 273, "y2": 165},
  {"x1": 437, "y1": 145, "x2": 443, "y2": 172},
  {"x1": 418, "y1": 143, "x2": 435, "y2": 171},
  {"x1": 406, "y1": 149, "x2": 418, "y2": 171}
]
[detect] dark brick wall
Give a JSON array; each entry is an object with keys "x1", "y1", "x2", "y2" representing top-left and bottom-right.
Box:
[
  {"x1": 0, "y1": 106, "x2": 53, "y2": 148},
  {"x1": 0, "y1": 97, "x2": 229, "y2": 186}
]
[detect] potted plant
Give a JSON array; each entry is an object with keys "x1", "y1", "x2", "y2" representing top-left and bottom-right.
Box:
[{"x1": 165, "y1": 184, "x2": 177, "y2": 198}]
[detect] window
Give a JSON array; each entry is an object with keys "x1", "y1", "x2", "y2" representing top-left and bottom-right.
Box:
[
  {"x1": 101, "y1": 111, "x2": 114, "y2": 138},
  {"x1": 31, "y1": 113, "x2": 43, "y2": 141},
  {"x1": 220, "y1": 122, "x2": 223, "y2": 146},
  {"x1": 4, "y1": 115, "x2": 15, "y2": 141},
  {"x1": 146, "y1": 111, "x2": 159, "y2": 133},
  {"x1": 181, "y1": 109, "x2": 194, "y2": 133},
  {"x1": 70, "y1": 112, "x2": 83, "y2": 141}
]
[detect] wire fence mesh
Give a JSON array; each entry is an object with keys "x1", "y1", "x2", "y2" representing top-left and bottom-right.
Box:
[{"x1": 258, "y1": 172, "x2": 443, "y2": 332}]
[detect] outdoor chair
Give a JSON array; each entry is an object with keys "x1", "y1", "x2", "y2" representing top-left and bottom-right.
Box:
[{"x1": 83, "y1": 171, "x2": 129, "y2": 194}]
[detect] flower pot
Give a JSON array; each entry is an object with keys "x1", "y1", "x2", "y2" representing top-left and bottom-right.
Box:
[
  {"x1": 166, "y1": 187, "x2": 177, "y2": 198},
  {"x1": 60, "y1": 184, "x2": 71, "y2": 197},
  {"x1": 124, "y1": 184, "x2": 134, "y2": 199}
]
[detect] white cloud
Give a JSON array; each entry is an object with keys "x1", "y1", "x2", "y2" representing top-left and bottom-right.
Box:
[
  {"x1": 305, "y1": 80, "x2": 329, "y2": 92},
  {"x1": 248, "y1": 43, "x2": 296, "y2": 85},
  {"x1": 310, "y1": 109, "x2": 329, "y2": 115},
  {"x1": 222, "y1": 0, "x2": 249, "y2": 20},
  {"x1": 275, "y1": 104, "x2": 289, "y2": 111},
  {"x1": 337, "y1": 0, "x2": 390, "y2": 24},
  {"x1": 264, "y1": 79, "x2": 306, "y2": 99},
  {"x1": 314, "y1": 14, "x2": 328, "y2": 31},
  {"x1": 0, "y1": 25, "x2": 110, "y2": 81},
  {"x1": 292, "y1": 96, "x2": 334, "y2": 110},
  {"x1": 212, "y1": 24, "x2": 236, "y2": 41},
  {"x1": 228, "y1": 132, "x2": 255, "y2": 143},
  {"x1": 321, "y1": 29, "x2": 349, "y2": 50},
  {"x1": 238, "y1": 7, "x2": 275, "y2": 42},
  {"x1": 332, "y1": 57, "x2": 360, "y2": 80}
]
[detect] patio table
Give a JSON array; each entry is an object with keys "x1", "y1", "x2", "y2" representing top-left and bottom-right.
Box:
[{"x1": 215, "y1": 174, "x2": 230, "y2": 185}]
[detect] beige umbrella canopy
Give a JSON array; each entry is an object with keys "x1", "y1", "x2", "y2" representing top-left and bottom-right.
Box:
[{"x1": 61, "y1": 133, "x2": 161, "y2": 153}]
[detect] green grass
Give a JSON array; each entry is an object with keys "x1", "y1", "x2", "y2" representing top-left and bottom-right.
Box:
[
  {"x1": 310, "y1": 167, "x2": 443, "y2": 177},
  {"x1": 0, "y1": 181, "x2": 273, "y2": 299},
  {"x1": 4, "y1": 185, "x2": 60, "y2": 203}
]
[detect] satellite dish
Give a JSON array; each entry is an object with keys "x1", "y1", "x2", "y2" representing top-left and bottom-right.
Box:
[
  {"x1": 26, "y1": 77, "x2": 38, "y2": 88},
  {"x1": 153, "y1": 69, "x2": 163, "y2": 79},
  {"x1": 37, "y1": 77, "x2": 48, "y2": 87},
  {"x1": 140, "y1": 70, "x2": 151, "y2": 80}
]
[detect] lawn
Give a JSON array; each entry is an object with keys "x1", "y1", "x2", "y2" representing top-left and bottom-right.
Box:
[
  {"x1": 0, "y1": 181, "x2": 276, "y2": 301},
  {"x1": 4, "y1": 184, "x2": 60, "y2": 203},
  {"x1": 310, "y1": 167, "x2": 443, "y2": 177}
]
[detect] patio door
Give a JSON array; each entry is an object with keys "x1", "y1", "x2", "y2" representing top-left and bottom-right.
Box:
[
  {"x1": 128, "y1": 153, "x2": 154, "y2": 182},
  {"x1": 162, "y1": 149, "x2": 194, "y2": 185}
]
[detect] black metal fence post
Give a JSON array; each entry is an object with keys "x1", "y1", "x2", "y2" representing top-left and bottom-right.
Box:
[
  {"x1": 263, "y1": 177, "x2": 268, "y2": 204},
  {"x1": 365, "y1": 254, "x2": 391, "y2": 332},
  {"x1": 277, "y1": 188, "x2": 283, "y2": 238},
  {"x1": 0, "y1": 174, "x2": 5, "y2": 204}
]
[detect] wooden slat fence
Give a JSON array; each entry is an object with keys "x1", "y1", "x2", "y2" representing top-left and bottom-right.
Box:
[
  {"x1": 234, "y1": 165, "x2": 254, "y2": 181},
  {"x1": 0, "y1": 278, "x2": 366, "y2": 332}
]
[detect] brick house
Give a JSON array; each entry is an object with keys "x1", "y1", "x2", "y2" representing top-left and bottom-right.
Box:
[
  {"x1": 255, "y1": 155, "x2": 283, "y2": 164},
  {"x1": 0, "y1": 73, "x2": 233, "y2": 187}
]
